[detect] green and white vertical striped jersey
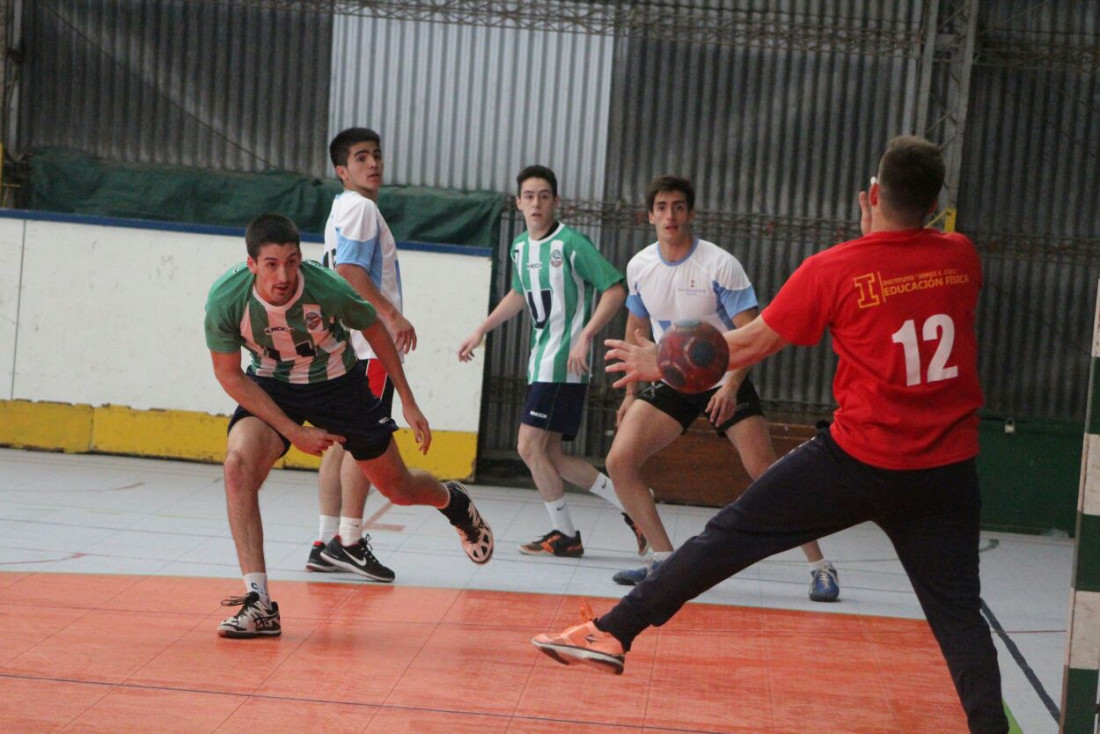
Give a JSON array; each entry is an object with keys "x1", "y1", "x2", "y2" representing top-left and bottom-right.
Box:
[
  {"x1": 204, "y1": 260, "x2": 377, "y2": 384},
  {"x1": 510, "y1": 222, "x2": 624, "y2": 384}
]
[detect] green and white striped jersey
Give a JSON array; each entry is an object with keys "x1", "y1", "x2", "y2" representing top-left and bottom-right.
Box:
[
  {"x1": 204, "y1": 260, "x2": 377, "y2": 384},
  {"x1": 510, "y1": 222, "x2": 624, "y2": 384}
]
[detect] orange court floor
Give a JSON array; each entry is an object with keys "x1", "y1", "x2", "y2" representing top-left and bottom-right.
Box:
[{"x1": 0, "y1": 449, "x2": 1069, "y2": 733}]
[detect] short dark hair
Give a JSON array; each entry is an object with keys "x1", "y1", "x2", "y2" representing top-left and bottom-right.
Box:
[
  {"x1": 516, "y1": 165, "x2": 558, "y2": 197},
  {"x1": 329, "y1": 127, "x2": 382, "y2": 168},
  {"x1": 245, "y1": 213, "x2": 300, "y2": 259},
  {"x1": 645, "y1": 175, "x2": 695, "y2": 212},
  {"x1": 876, "y1": 136, "x2": 945, "y2": 221}
]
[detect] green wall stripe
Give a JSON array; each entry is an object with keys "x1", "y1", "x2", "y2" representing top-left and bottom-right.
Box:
[
  {"x1": 1061, "y1": 667, "x2": 1099, "y2": 733},
  {"x1": 1074, "y1": 514, "x2": 1100, "y2": 592}
]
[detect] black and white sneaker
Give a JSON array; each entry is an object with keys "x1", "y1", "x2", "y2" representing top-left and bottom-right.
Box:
[
  {"x1": 305, "y1": 541, "x2": 338, "y2": 572},
  {"x1": 445, "y1": 481, "x2": 494, "y2": 564},
  {"x1": 216, "y1": 591, "x2": 281, "y2": 638},
  {"x1": 320, "y1": 535, "x2": 395, "y2": 582}
]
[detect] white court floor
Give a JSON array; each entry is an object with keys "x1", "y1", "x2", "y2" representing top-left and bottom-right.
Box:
[{"x1": 0, "y1": 447, "x2": 1073, "y2": 733}]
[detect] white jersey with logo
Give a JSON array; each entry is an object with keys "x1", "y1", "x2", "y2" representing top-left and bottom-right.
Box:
[
  {"x1": 324, "y1": 189, "x2": 402, "y2": 360},
  {"x1": 625, "y1": 238, "x2": 757, "y2": 391}
]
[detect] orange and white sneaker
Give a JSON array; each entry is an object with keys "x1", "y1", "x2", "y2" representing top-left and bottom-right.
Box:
[{"x1": 531, "y1": 601, "x2": 625, "y2": 674}]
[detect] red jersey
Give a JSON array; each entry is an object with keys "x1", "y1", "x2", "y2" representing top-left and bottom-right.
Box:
[{"x1": 761, "y1": 229, "x2": 983, "y2": 470}]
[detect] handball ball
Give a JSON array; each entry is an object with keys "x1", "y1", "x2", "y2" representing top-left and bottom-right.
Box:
[{"x1": 657, "y1": 320, "x2": 729, "y2": 393}]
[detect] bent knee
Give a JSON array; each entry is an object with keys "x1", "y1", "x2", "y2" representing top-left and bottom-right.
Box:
[
  {"x1": 606, "y1": 447, "x2": 642, "y2": 480},
  {"x1": 516, "y1": 437, "x2": 548, "y2": 465}
]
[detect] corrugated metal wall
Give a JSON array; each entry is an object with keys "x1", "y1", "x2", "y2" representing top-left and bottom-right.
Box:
[
  {"x1": 960, "y1": 0, "x2": 1100, "y2": 424},
  {"x1": 328, "y1": 15, "x2": 615, "y2": 199},
  {"x1": 482, "y1": 1, "x2": 934, "y2": 460},
  {"x1": 13, "y1": 0, "x2": 1100, "y2": 464},
  {"x1": 19, "y1": 0, "x2": 331, "y2": 174}
]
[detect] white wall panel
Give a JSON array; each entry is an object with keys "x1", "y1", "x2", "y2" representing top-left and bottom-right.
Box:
[
  {"x1": 10, "y1": 217, "x2": 489, "y2": 433},
  {"x1": 0, "y1": 219, "x2": 24, "y2": 400}
]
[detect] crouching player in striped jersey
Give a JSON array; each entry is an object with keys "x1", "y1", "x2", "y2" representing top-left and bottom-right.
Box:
[{"x1": 205, "y1": 213, "x2": 493, "y2": 639}]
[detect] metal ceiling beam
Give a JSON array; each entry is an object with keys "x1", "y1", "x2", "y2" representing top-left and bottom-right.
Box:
[
  {"x1": 195, "y1": 0, "x2": 1098, "y2": 71},
  {"x1": 916, "y1": 0, "x2": 978, "y2": 220},
  {"x1": 190, "y1": 0, "x2": 923, "y2": 56}
]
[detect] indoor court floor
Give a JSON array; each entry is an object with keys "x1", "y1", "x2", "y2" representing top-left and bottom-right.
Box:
[{"x1": 0, "y1": 447, "x2": 1073, "y2": 733}]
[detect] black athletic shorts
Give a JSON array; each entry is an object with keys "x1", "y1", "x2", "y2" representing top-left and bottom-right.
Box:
[
  {"x1": 520, "y1": 382, "x2": 587, "y2": 441},
  {"x1": 227, "y1": 360, "x2": 397, "y2": 461},
  {"x1": 638, "y1": 377, "x2": 764, "y2": 436}
]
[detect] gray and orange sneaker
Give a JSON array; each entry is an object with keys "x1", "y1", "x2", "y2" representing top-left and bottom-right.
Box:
[
  {"x1": 531, "y1": 601, "x2": 625, "y2": 674},
  {"x1": 519, "y1": 529, "x2": 583, "y2": 557}
]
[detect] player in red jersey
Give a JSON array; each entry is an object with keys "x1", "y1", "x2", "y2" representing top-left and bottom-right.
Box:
[{"x1": 532, "y1": 136, "x2": 1008, "y2": 734}]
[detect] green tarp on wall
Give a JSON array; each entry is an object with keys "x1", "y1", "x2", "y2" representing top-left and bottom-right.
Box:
[{"x1": 28, "y1": 147, "x2": 502, "y2": 248}]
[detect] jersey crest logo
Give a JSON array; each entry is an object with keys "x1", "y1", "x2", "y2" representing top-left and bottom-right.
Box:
[
  {"x1": 853, "y1": 273, "x2": 883, "y2": 309},
  {"x1": 550, "y1": 248, "x2": 563, "y2": 268},
  {"x1": 304, "y1": 311, "x2": 323, "y2": 331}
]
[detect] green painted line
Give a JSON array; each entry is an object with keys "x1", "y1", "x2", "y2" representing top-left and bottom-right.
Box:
[
  {"x1": 1004, "y1": 700, "x2": 1022, "y2": 734},
  {"x1": 1073, "y1": 513, "x2": 1100, "y2": 592}
]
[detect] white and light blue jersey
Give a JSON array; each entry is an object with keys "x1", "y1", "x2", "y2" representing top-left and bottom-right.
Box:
[
  {"x1": 323, "y1": 190, "x2": 402, "y2": 360},
  {"x1": 625, "y1": 238, "x2": 757, "y2": 390}
]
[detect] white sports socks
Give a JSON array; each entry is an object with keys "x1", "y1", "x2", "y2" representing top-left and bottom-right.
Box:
[
  {"x1": 587, "y1": 472, "x2": 624, "y2": 511},
  {"x1": 318, "y1": 515, "x2": 339, "y2": 544},
  {"x1": 338, "y1": 517, "x2": 363, "y2": 546},
  {"x1": 545, "y1": 498, "x2": 577, "y2": 537},
  {"x1": 243, "y1": 572, "x2": 269, "y2": 604}
]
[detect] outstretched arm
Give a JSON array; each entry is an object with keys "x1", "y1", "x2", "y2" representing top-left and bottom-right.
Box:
[
  {"x1": 209, "y1": 350, "x2": 344, "y2": 456},
  {"x1": 605, "y1": 315, "x2": 789, "y2": 390},
  {"x1": 569, "y1": 282, "x2": 626, "y2": 376},
  {"x1": 458, "y1": 289, "x2": 527, "y2": 361}
]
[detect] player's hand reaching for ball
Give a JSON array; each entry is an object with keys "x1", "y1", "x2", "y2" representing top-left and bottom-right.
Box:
[
  {"x1": 290, "y1": 426, "x2": 345, "y2": 457},
  {"x1": 605, "y1": 329, "x2": 661, "y2": 388}
]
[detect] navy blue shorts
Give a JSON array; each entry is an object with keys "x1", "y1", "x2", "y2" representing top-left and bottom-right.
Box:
[
  {"x1": 520, "y1": 382, "x2": 588, "y2": 441},
  {"x1": 227, "y1": 360, "x2": 397, "y2": 461},
  {"x1": 638, "y1": 377, "x2": 763, "y2": 436}
]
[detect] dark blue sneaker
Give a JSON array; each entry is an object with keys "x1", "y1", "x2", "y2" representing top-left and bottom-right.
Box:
[
  {"x1": 810, "y1": 564, "x2": 840, "y2": 602},
  {"x1": 612, "y1": 559, "x2": 663, "y2": 586}
]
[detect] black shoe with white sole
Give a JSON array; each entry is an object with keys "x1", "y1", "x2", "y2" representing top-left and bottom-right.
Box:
[
  {"x1": 305, "y1": 541, "x2": 338, "y2": 572},
  {"x1": 320, "y1": 535, "x2": 396, "y2": 582}
]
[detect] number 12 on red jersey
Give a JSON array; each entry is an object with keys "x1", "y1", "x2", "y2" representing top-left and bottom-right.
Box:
[{"x1": 891, "y1": 314, "x2": 959, "y2": 387}]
